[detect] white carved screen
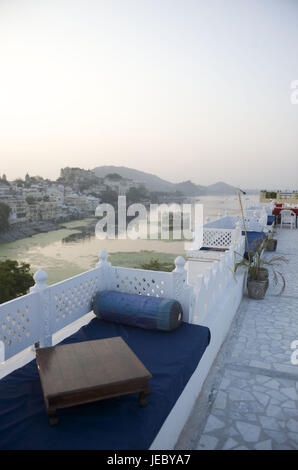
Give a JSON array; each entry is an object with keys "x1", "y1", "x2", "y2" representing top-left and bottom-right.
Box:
[
  {"x1": 111, "y1": 266, "x2": 173, "y2": 298},
  {"x1": 203, "y1": 229, "x2": 234, "y2": 249},
  {"x1": 0, "y1": 292, "x2": 41, "y2": 361},
  {"x1": 49, "y1": 268, "x2": 102, "y2": 334}
]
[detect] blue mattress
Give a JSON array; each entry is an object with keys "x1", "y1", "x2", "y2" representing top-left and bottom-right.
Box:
[
  {"x1": 242, "y1": 230, "x2": 266, "y2": 259},
  {"x1": 0, "y1": 317, "x2": 210, "y2": 450},
  {"x1": 267, "y1": 215, "x2": 276, "y2": 225}
]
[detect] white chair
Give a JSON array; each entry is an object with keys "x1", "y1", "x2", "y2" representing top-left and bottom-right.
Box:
[{"x1": 280, "y1": 209, "x2": 296, "y2": 229}]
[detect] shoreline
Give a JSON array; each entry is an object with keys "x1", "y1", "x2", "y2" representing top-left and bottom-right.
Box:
[{"x1": 0, "y1": 217, "x2": 95, "y2": 244}]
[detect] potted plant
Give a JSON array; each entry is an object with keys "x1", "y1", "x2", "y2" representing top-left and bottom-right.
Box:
[
  {"x1": 235, "y1": 242, "x2": 287, "y2": 300},
  {"x1": 264, "y1": 230, "x2": 278, "y2": 252},
  {"x1": 235, "y1": 191, "x2": 285, "y2": 299}
]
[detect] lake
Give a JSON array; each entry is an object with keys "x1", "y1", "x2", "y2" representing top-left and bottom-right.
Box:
[{"x1": 0, "y1": 194, "x2": 259, "y2": 285}]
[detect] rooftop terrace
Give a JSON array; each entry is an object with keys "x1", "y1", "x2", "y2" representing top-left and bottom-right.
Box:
[
  {"x1": 1, "y1": 204, "x2": 296, "y2": 449},
  {"x1": 176, "y1": 227, "x2": 298, "y2": 450}
]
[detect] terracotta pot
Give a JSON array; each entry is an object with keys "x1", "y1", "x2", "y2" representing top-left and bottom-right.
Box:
[
  {"x1": 265, "y1": 239, "x2": 277, "y2": 252},
  {"x1": 247, "y1": 268, "x2": 269, "y2": 299},
  {"x1": 247, "y1": 278, "x2": 269, "y2": 299}
]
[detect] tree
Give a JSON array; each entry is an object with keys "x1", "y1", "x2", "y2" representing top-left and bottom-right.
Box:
[
  {"x1": 105, "y1": 173, "x2": 123, "y2": 181},
  {"x1": 0, "y1": 202, "x2": 11, "y2": 233},
  {"x1": 0, "y1": 174, "x2": 9, "y2": 185},
  {"x1": 14, "y1": 178, "x2": 24, "y2": 187},
  {"x1": 78, "y1": 182, "x2": 90, "y2": 192},
  {"x1": 126, "y1": 185, "x2": 149, "y2": 204},
  {"x1": 140, "y1": 258, "x2": 175, "y2": 272},
  {"x1": 25, "y1": 196, "x2": 36, "y2": 205},
  {"x1": 0, "y1": 260, "x2": 34, "y2": 304},
  {"x1": 99, "y1": 188, "x2": 119, "y2": 205}
]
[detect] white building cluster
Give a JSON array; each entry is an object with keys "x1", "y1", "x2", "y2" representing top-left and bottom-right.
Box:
[
  {"x1": 0, "y1": 168, "x2": 145, "y2": 227},
  {"x1": 0, "y1": 177, "x2": 100, "y2": 225}
]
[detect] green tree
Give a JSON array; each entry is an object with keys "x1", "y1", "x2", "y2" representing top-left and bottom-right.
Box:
[
  {"x1": 25, "y1": 196, "x2": 36, "y2": 205},
  {"x1": 14, "y1": 178, "x2": 24, "y2": 187},
  {"x1": 105, "y1": 173, "x2": 123, "y2": 181},
  {"x1": 99, "y1": 189, "x2": 119, "y2": 205},
  {"x1": 0, "y1": 260, "x2": 34, "y2": 304},
  {"x1": 265, "y1": 191, "x2": 277, "y2": 199},
  {"x1": 0, "y1": 174, "x2": 9, "y2": 185},
  {"x1": 126, "y1": 185, "x2": 149, "y2": 204},
  {"x1": 0, "y1": 202, "x2": 11, "y2": 233},
  {"x1": 140, "y1": 258, "x2": 175, "y2": 272}
]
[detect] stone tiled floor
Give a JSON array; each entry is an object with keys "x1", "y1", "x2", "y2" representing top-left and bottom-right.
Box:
[{"x1": 176, "y1": 227, "x2": 298, "y2": 450}]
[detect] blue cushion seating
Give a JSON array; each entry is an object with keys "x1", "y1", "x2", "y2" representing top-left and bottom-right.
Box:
[
  {"x1": 93, "y1": 290, "x2": 183, "y2": 331},
  {"x1": 267, "y1": 215, "x2": 276, "y2": 225},
  {"x1": 0, "y1": 317, "x2": 210, "y2": 450},
  {"x1": 242, "y1": 230, "x2": 266, "y2": 259}
]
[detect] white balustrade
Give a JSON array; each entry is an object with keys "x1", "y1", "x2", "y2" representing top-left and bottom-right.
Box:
[
  {"x1": 186, "y1": 217, "x2": 243, "y2": 257},
  {"x1": 189, "y1": 233, "x2": 245, "y2": 324},
  {"x1": 0, "y1": 203, "x2": 274, "y2": 448},
  {"x1": 0, "y1": 250, "x2": 195, "y2": 363},
  {"x1": 0, "y1": 196, "x2": 255, "y2": 368},
  {"x1": 244, "y1": 207, "x2": 270, "y2": 231},
  {"x1": 0, "y1": 290, "x2": 41, "y2": 360}
]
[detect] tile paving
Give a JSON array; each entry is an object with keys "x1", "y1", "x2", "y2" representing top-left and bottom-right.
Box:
[{"x1": 176, "y1": 227, "x2": 298, "y2": 450}]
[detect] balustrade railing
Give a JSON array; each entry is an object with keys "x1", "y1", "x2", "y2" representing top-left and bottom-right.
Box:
[
  {"x1": 1, "y1": 207, "x2": 259, "y2": 367},
  {"x1": 0, "y1": 251, "x2": 192, "y2": 363}
]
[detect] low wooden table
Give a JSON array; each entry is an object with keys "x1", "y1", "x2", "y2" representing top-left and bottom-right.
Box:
[{"x1": 36, "y1": 337, "x2": 152, "y2": 425}]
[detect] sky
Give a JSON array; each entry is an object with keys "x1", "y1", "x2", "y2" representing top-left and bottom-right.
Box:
[{"x1": 0, "y1": 0, "x2": 297, "y2": 189}]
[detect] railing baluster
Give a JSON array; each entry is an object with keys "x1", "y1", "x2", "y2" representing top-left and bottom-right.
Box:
[{"x1": 30, "y1": 269, "x2": 51, "y2": 347}]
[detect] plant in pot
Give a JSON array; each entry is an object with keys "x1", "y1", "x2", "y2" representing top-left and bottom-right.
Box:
[
  {"x1": 235, "y1": 241, "x2": 288, "y2": 300},
  {"x1": 264, "y1": 229, "x2": 278, "y2": 252},
  {"x1": 235, "y1": 190, "x2": 286, "y2": 299}
]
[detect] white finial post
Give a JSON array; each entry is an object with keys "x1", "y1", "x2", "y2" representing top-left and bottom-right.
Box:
[
  {"x1": 96, "y1": 250, "x2": 112, "y2": 289},
  {"x1": 96, "y1": 249, "x2": 110, "y2": 267},
  {"x1": 30, "y1": 269, "x2": 48, "y2": 292},
  {"x1": 29, "y1": 269, "x2": 51, "y2": 347},
  {"x1": 173, "y1": 255, "x2": 192, "y2": 323},
  {"x1": 174, "y1": 256, "x2": 186, "y2": 273},
  {"x1": 218, "y1": 212, "x2": 222, "y2": 219}
]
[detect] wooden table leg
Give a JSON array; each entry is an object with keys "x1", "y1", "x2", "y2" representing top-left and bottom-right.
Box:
[
  {"x1": 139, "y1": 384, "x2": 152, "y2": 407},
  {"x1": 48, "y1": 408, "x2": 58, "y2": 426}
]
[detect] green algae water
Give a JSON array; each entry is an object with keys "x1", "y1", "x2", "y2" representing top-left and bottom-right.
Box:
[{"x1": 0, "y1": 195, "x2": 258, "y2": 285}]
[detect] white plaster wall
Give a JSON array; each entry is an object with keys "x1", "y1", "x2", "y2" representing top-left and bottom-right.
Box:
[{"x1": 150, "y1": 269, "x2": 245, "y2": 450}]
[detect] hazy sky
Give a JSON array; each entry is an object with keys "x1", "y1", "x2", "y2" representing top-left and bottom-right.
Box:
[{"x1": 0, "y1": 0, "x2": 297, "y2": 188}]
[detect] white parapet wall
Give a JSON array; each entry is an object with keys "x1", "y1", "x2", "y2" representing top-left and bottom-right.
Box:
[
  {"x1": 0, "y1": 250, "x2": 193, "y2": 367},
  {"x1": 0, "y1": 340, "x2": 4, "y2": 364},
  {"x1": 0, "y1": 228, "x2": 249, "y2": 449},
  {"x1": 150, "y1": 265, "x2": 246, "y2": 450},
  {"x1": 150, "y1": 234, "x2": 246, "y2": 449}
]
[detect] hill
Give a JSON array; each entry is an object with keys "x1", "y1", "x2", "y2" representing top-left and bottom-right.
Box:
[
  {"x1": 206, "y1": 181, "x2": 238, "y2": 195},
  {"x1": 173, "y1": 180, "x2": 206, "y2": 196},
  {"x1": 93, "y1": 166, "x2": 176, "y2": 192},
  {"x1": 93, "y1": 166, "x2": 238, "y2": 196}
]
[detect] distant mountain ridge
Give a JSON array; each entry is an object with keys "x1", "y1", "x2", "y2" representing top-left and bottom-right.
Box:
[
  {"x1": 93, "y1": 166, "x2": 176, "y2": 192},
  {"x1": 93, "y1": 165, "x2": 239, "y2": 196},
  {"x1": 205, "y1": 181, "x2": 239, "y2": 195}
]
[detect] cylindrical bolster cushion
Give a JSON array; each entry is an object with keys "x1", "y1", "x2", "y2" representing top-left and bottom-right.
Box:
[{"x1": 92, "y1": 290, "x2": 183, "y2": 331}]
